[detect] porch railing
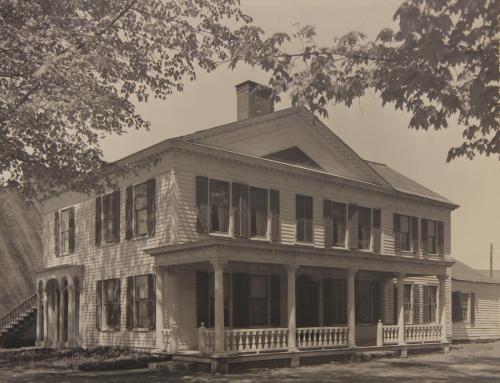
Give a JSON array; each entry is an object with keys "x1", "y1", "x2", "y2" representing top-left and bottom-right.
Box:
[
  {"x1": 380, "y1": 322, "x2": 442, "y2": 345},
  {"x1": 296, "y1": 327, "x2": 349, "y2": 349},
  {"x1": 381, "y1": 324, "x2": 400, "y2": 345},
  {"x1": 225, "y1": 328, "x2": 289, "y2": 353}
]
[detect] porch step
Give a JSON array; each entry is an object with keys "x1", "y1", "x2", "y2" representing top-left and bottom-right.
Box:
[{"x1": 353, "y1": 350, "x2": 399, "y2": 362}]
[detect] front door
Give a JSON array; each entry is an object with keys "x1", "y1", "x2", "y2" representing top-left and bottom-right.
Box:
[{"x1": 296, "y1": 274, "x2": 319, "y2": 327}]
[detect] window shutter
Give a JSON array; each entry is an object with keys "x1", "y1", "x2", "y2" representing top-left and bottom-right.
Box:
[
  {"x1": 147, "y1": 273, "x2": 156, "y2": 330},
  {"x1": 96, "y1": 280, "x2": 102, "y2": 330},
  {"x1": 232, "y1": 183, "x2": 249, "y2": 238},
  {"x1": 437, "y1": 221, "x2": 444, "y2": 256},
  {"x1": 112, "y1": 191, "x2": 121, "y2": 242},
  {"x1": 196, "y1": 272, "x2": 209, "y2": 327},
  {"x1": 421, "y1": 218, "x2": 428, "y2": 254},
  {"x1": 240, "y1": 185, "x2": 249, "y2": 237},
  {"x1": 413, "y1": 284, "x2": 420, "y2": 323},
  {"x1": 470, "y1": 293, "x2": 475, "y2": 325},
  {"x1": 232, "y1": 183, "x2": 241, "y2": 237},
  {"x1": 372, "y1": 281, "x2": 381, "y2": 323},
  {"x1": 323, "y1": 199, "x2": 333, "y2": 248},
  {"x1": 393, "y1": 213, "x2": 401, "y2": 252},
  {"x1": 147, "y1": 179, "x2": 156, "y2": 237},
  {"x1": 54, "y1": 211, "x2": 60, "y2": 256},
  {"x1": 196, "y1": 176, "x2": 209, "y2": 234},
  {"x1": 126, "y1": 276, "x2": 134, "y2": 329},
  {"x1": 411, "y1": 216, "x2": 419, "y2": 253},
  {"x1": 115, "y1": 279, "x2": 121, "y2": 329},
  {"x1": 451, "y1": 291, "x2": 461, "y2": 322},
  {"x1": 125, "y1": 187, "x2": 134, "y2": 240},
  {"x1": 373, "y1": 208, "x2": 381, "y2": 253},
  {"x1": 323, "y1": 278, "x2": 334, "y2": 325},
  {"x1": 232, "y1": 273, "x2": 250, "y2": 327},
  {"x1": 348, "y1": 204, "x2": 358, "y2": 249},
  {"x1": 270, "y1": 275, "x2": 281, "y2": 326},
  {"x1": 68, "y1": 207, "x2": 75, "y2": 253},
  {"x1": 95, "y1": 198, "x2": 102, "y2": 247},
  {"x1": 270, "y1": 189, "x2": 280, "y2": 241}
]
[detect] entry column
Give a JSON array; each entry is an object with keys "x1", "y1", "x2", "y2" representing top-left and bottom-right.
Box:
[
  {"x1": 396, "y1": 273, "x2": 406, "y2": 345},
  {"x1": 155, "y1": 266, "x2": 165, "y2": 350},
  {"x1": 438, "y1": 274, "x2": 447, "y2": 343},
  {"x1": 211, "y1": 259, "x2": 227, "y2": 353},
  {"x1": 286, "y1": 264, "x2": 299, "y2": 351},
  {"x1": 347, "y1": 269, "x2": 357, "y2": 347},
  {"x1": 67, "y1": 281, "x2": 75, "y2": 347}
]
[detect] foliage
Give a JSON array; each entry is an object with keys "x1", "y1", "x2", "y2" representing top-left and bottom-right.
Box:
[{"x1": 1, "y1": 0, "x2": 498, "y2": 198}]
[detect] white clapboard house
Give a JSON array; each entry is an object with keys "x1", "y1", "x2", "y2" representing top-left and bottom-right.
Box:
[{"x1": 34, "y1": 81, "x2": 460, "y2": 370}]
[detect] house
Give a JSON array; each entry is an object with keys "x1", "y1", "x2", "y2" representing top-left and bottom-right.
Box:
[
  {"x1": 34, "y1": 81, "x2": 459, "y2": 370},
  {"x1": 451, "y1": 259, "x2": 500, "y2": 342}
]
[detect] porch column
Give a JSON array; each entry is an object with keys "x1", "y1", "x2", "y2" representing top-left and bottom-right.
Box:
[
  {"x1": 166, "y1": 266, "x2": 179, "y2": 352},
  {"x1": 347, "y1": 269, "x2": 357, "y2": 347},
  {"x1": 155, "y1": 266, "x2": 165, "y2": 350},
  {"x1": 57, "y1": 287, "x2": 63, "y2": 346},
  {"x1": 36, "y1": 285, "x2": 44, "y2": 347},
  {"x1": 396, "y1": 273, "x2": 406, "y2": 345},
  {"x1": 42, "y1": 289, "x2": 49, "y2": 347},
  {"x1": 438, "y1": 274, "x2": 447, "y2": 342},
  {"x1": 287, "y1": 264, "x2": 299, "y2": 351},
  {"x1": 212, "y1": 259, "x2": 226, "y2": 353},
  {"x1": 67, "y1": 282, "x2": 75, "y2": 347}
]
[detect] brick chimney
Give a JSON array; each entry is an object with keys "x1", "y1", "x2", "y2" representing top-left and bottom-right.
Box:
[{"x1": 236, "y1": 80, "x2": 274, "y2": 121}]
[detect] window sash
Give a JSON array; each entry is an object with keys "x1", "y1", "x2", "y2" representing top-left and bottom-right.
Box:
[
  {"x1": 333, "y1": 202, "x2": 346, "y2": 247},
  {"x1": 59, "y1": 209, "x2": 70, "y2": 254},
  {"x1": 250, "y1": 187, "x2": 268, "y2": 237},
  {"x1": 209, "y1": 179, "x2": 230, "y2": 233},
  {"x1": 357, "y1": 207, "x2": 371, "y2": 250},
  {"x1": 134, "y1": 183, "x2": 148, "y2": 237}
]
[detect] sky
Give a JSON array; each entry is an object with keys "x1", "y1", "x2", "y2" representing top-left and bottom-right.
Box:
[{"x1": 101, "y1": 0, "x2": 500, "y2": 270}]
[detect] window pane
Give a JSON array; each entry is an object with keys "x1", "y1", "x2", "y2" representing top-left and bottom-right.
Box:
[
  {"x1": 137, "y1": 300, "x2": 149, "y2": 327},
  {"x1": 333, "y1": 202, "x2": 346, "y2": 247},
  {"x1": 136, "y1": 209, "x2": 148, "y2": 236},
  {"x1": 210, "y1": 180, "x2": 229, "y2": 233},
  {"x1": 250, "y1": 187, "x2": 268, "y2": 237},
  {"x1": 103, "y1": 194, "x2": 114, "y2": 242},
  {"x1": 358, "y1": 207, "x2": 371, "y2": 249},
  {"x1": 134, "y1": 184, "x2": 147, "y2": 210},
  {"x1": 136, "y1": 275, "x2": 148, "y2": 299},
  {"x1": 400, "y1": 216, "x2": 410, "y2": 233},
  {"x1": 134, "y1": 183, "x2": 148, "y2": 236}
]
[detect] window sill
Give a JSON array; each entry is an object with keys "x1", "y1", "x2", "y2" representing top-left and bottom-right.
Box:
[
  {"x1": 295, "y1": 241, "x2": 315, "y2": 247},
  {"x1": 99, "y1": 328, "x2": 120, "y2": 333},
  {"x1": 131, "y1": 234, "x2": 151, "y2": 242},
  {"x1": 249, "y1": 236, "x2": 271, "y2": 242},
  {"x1": 209, "y1": 232, "x2": 231, "y2": 238},
  {"x1": 98, "y1": 242, "x2": 119, "y2": 249}
]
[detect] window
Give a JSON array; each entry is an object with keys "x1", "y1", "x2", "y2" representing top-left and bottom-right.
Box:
[
  {"x1": 423, "y1": 285, "x2": 437, "y2": 323},
  {"x1": 210, "y1": 179, "x2": 230, "y2": 233},
  {"x1": 250, "y1": 275, "x2": 268, "y2": 326},
  {"x1": 422, "y1": 219, "x2": 444, "y2": 255},
  {"x1": 324, "y1": 200, "x2": 346, "y2": 248},
  {"x1": 96, "y1": 279, "x2": 121, "y2": 331},
  {"x1": 400, "y1": 216, "x2": 411, "y2": 251},
  {"x1": 355, "y1": 280, "x2": 380, "y2": 324},
  {"x1": 323, "y1": 279, "x2": 347, "y2": 325},
  {"x1": 250, "y1": 187, "x2": 268, "y2": 237},
  {"x1": 55, "y1": 207, "x2": 75, "y2": 256},
  {"x1": 358, "y1": 207, "x2": 371, "y2": 250},
  {"x1": 296, "y1": 194, "x2": 313, "y2": 242},
  {"x1": 126, "y1": 274, "x2": 155, "y2": 330},
  {"x1": 125, "y1": 179, "x2": 156, "y2": 239},
  {"x1": 452, "y1": 291, "x2": 475, "y2": 324},
  {"x1": 394, "y1": 214, "x2": 419, "y2": 253},
  {"x1": 269, "y1": 189, "x2": 280, "y2": 241},
  {"x1": 95, "y1": 191, "x2": 120, "y2": 246}
]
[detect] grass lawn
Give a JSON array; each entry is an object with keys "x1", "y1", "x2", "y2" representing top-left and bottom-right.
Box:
[{"x1": 1, "y1": 342, "x2": 499, "y2": 383}]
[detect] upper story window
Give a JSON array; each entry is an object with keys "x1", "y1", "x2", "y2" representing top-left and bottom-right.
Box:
[
  {"x1": 95, "y1": 191, "x2": 120, "y2": 246},
  {"x1": 296, "y1": 194, "x2": 313, "y2": 243},
  {"x1": 96, "y1": 278, "x2": 121, "y2": 331},
  {"x1": 55, "y1": 207, "x2": 75, "y2": 256},
  {"x1": 125, "y1": 179, "x2": 156, "y2": 239},
  {"x1": 347, "y1": 205, "x2": 381, "y2": 252},
  {"x1": 421, "y1": 218, "x2": 444, "y2": 255},
  {"x1": 196, "y1": 176, "x2": 280, "y2": 241},
  {"x1": 126, "y1": 274, "x2": 155, "y2": 330},
  {"x1": 394, "y1": 214, "x2": 419, "y2": 253},
  {"x1": 358, "y1": 207, "x2": 371, "y2": 250},
  {"x1": 324, "y1": 200, "x2": 347, "y2": 248},
  {"x1": 452, "y1": 291, "x2": 475, "y2": 324}
]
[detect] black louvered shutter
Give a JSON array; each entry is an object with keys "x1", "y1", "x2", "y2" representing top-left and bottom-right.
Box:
[
  {"x1": 196, "y1": 272, "x2": 209, "y2": 327},
  {"x1": 393, "y1": 213, "x2": 401, "y2": 253},
  {"x1": 270, "y1": 189, "x2": 280, "y2": 241},
  {"x1": 232, "y1": 183, "x2": 241, "y2": 236},
  {"x1": 125, "y1": 187, "x2": 134, "y2": 240},
  {"x1": 270, "y1": 275, "x2": 281, "y2": 326},
  {"x1": 323, "y1": 199, "x2": 333, "y2": 248},
  {"x1": 411, "y1": 216, "x2": 419, "y2": 253},
  {"x1": 147, "y1": 179, "x2": 156, "y2": 237},
  {"x1": 372, "y1": 281, "x2": 381, "y2": 323},
  {"x1": 147, "y1": 274, "x2": 156, "y2": 330},
  {"x1": 115, "y1": 279, "x2": 121, "y2": 329},
  {"x1": 196, "y1": 176, "x2": 209, "y2": 234},
  {"x1": 126, "y1": 276, "x2": 134, "y2": 329},
  {"x1": 348, "y1": 204, "x2": 358, "y2": 249},
  {"x1": 112, "y1": 191, "x2": 121, "y2": 242},
  {"x1": 421, "y1": 219, "x2": 428, "y2": 254},
  {"x1": 54, "y1": 211, "x2": 60, "y2": 256},
  {"x1": 323, "y1": 278, "x2": 334, "y2": 325},
  {"x1": 233, "y1": 273, "x2": 250, "y2": 327},
  {"x1": 68, "y1": 207, "x2": 75, "y2": 253},
  {"x1": 96, "y1": 280, "x2": 102, "y2": 330},
  {"x1": 452, "y1": 291, "x2": 461, "y2": 322},
  {"x1": 437, "y1": 221, "x2": 444, "y2": 256},
  {"x1": 373, "y1": 208, "x2": 381, "y2": 253},
  {"x1": 232, "y1": 183, "x2": 249, "y2": 238},
  {"x1": 95, "y1": 198, "x2": 102, "y2": 246},
  {"x1": 470, "y1": 293, "x2": 475, "y2": 326}
]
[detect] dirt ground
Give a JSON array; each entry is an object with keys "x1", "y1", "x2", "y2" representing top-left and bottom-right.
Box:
[{"x1": 1, "y1": 342, "x2": 499, "y2": 383}]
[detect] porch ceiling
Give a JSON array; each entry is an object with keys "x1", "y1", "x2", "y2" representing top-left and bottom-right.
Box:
[{"x1": 145, "y1": 238, "x2": 452, "y2": 277}]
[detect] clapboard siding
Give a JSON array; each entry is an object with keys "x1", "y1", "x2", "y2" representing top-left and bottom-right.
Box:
[{"x1": 452, "y1": 280, "x2": 500, "y2": 340}]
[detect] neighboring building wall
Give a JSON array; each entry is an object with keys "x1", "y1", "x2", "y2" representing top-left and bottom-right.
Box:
[{"x1": 452, "y1": 280, "x2": 500, "y2": 341}]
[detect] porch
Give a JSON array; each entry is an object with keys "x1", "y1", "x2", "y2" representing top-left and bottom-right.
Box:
[{"x1": 147, "y1": 237, "x2": 452, "y2": 363}]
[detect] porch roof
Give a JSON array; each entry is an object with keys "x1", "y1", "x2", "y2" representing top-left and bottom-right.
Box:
[{"x1": 145, "y1": 238, "x2": 453, "y2": 277}]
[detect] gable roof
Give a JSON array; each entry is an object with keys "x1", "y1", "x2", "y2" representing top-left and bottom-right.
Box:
[
  {"x1": 477, "y1": 270, "x2": 500, "y2": 284},
  {"x1": 366, "y1": 161, "x2": 457, "y2": 207},
  {"x1": 262, "y1": 146, "x2": 323, "y2": 170},
  {"x1": 451, "y1": 258, "x2": 500, "y2": 285}
]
